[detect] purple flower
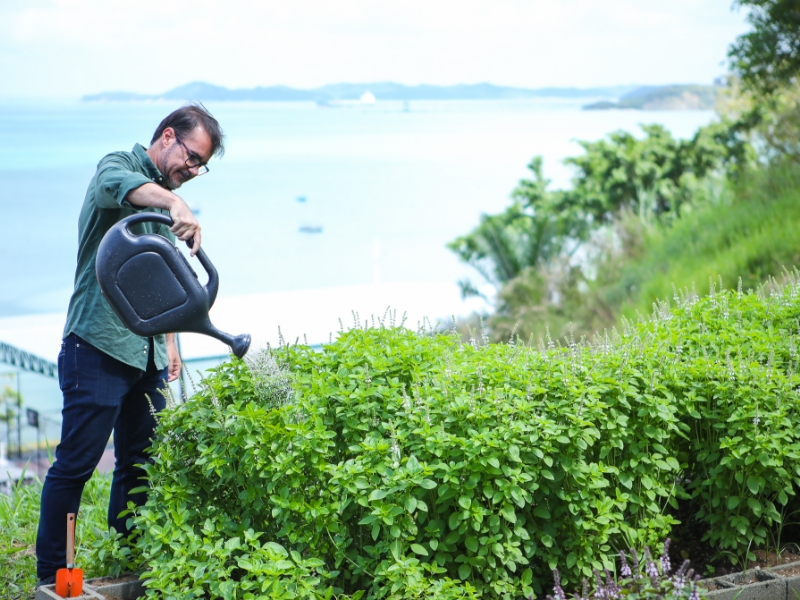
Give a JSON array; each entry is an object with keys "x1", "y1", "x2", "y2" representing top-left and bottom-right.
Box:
[
  {"x1": 594, "y1": 569, "x2": 607, "y2": 600},
  {"x1": 661, "y1": 539, "x2": 672, "y2": 575},
  {"x1": 631, "y1": 548, "x2": 641, "y2": 578},
  {"x1": 672, "y1": 559, "x2": 691, "y2": 596},
  {"x1": 689, "y1": 576, "x2": 700, "y2": 600},
  {"x1": 645, "y1": 547, "x2": 659, "y2": 581},
  {"x1": 553, "y1": 569, "x2": 567, "y2": 600},
  {"x1": 620, "y1": 551, "x2": 632, "y2": 578},
  {"x1": 605, "y1": 569, "x2": 620, "y2": 599}
]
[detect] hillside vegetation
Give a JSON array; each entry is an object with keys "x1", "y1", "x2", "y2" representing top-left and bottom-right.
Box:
[
  {"x1": 451, "y1": 80, "x2": 800, "y2": 345},
  {"x1": 449, "y1": 0, "x2": 800, "y2": 346}
]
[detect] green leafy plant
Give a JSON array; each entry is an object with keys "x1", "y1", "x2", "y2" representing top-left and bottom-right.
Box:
[{"x1": 129, "y1": 275, "x2": 800, "y2": 598}]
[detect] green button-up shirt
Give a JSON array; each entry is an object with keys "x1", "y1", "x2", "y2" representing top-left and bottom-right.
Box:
[{"x1": 63, "y1": 144, "x2": 176, "y2": 370}]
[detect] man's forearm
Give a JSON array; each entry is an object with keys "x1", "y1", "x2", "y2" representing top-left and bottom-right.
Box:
[
  {"x1": 127, "y1": 182, "x2": 180, "y2": 211},
  {"x1": 126, "y1": 183, "x2": 203, "y2": 254}
]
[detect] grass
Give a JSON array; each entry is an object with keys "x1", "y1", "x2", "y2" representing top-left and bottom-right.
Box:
[
  {"x1": 0, "y1": 469, "x2": 113, "y2": 599},
  {"x1": 619, "y1": 160, "x2": 800, "y2": 318}
]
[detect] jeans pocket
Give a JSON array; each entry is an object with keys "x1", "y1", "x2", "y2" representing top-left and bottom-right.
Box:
[{"x1": 58, "y1": 338, "x2": 78, "y2": 392}]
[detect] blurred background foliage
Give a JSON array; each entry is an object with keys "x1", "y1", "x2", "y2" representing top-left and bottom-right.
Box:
[{"x1": 449, "y1": 0, "x2": 800, "y2": 344}]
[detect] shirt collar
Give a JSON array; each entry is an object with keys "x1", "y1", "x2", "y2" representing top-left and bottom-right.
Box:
[{"x1": 132, "y1": 143, "x2": 167, "y2": 187}]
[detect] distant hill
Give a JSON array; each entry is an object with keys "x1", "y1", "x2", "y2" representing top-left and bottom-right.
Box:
[
  {"x1": 582, "y1": 85, "x2": 718, "y2": 110},
  {"x1": 82, "y1": 81, "x2": 642, "y2": 103}
]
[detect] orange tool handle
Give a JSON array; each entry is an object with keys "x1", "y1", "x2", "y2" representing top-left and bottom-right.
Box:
[{"x1": 66, "y1": 513, "x2": 75, "y2": 569}]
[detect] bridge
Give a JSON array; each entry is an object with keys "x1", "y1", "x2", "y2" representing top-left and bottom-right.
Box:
[{"x1": 0, "y1": 341, "x2": 57, "y2": 378}]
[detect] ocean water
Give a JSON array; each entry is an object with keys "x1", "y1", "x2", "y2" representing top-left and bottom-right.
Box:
[
  {"x1": 0, "y1": 98, "x2": 716, "y2": 318},
  {"x1": 0, "y1": 98, "x2": 717, "y2": 448}
]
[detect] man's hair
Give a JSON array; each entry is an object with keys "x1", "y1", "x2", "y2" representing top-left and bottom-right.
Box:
[{"x1": 150, "y1": 103, "x2": 225, "y2": 157}]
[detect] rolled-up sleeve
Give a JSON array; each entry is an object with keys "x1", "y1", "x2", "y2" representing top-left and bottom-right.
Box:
[{"x1": 92, "y1": 153, "x2": 154, "y2": 209}]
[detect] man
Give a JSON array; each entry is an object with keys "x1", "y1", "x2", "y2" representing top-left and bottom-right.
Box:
[{"x1": 35, "y1": 103, "x2": 224, "y2": 585}]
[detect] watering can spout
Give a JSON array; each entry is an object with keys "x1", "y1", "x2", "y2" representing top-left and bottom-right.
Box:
[
  {"x1": 211, "y1": 329, "x2": 252, "y2": 359},
  {"x1": 231, "y1": 334, "x2": 252, "y2": 359},
  {"x1": 96, "y1": 213, "x2": 251, "y2": 358}
]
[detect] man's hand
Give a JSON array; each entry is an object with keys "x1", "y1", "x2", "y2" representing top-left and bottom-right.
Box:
[
  {"x1": 168, "y1": 198, "x2": 202, "y2": 256},
  {"x1": 127, "y1": 183, "x2": 202, "y2": 256},
  {"x1": 166, "y1": 333, "x2": 182, "y2": 382}
]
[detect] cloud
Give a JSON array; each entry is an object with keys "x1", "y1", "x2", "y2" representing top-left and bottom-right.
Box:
[{"x1": 0, "y1": 0, "x2": 750, "y2": 98}]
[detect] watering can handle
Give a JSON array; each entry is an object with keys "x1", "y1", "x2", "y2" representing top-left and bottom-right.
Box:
[{"x1": 121, "y1": 212, "x2": 220, "y2": 308}]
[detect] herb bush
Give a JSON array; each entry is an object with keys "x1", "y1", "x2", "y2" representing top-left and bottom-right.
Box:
[{"x1": 132, "y1": 277, "x2": 800, "y2": 599}]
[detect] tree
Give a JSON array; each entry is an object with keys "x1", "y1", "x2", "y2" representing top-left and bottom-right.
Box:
[
  {"x1": 448, "y1": 123, "x2": 745, "y2": 293},
  {"x1": 729, "y1": 0, "x2": 800, "y2": 95}
]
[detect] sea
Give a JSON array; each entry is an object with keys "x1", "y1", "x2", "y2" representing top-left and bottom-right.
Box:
[{"x1": 0, "y1": 98, "x2": 715, "y2": 448}]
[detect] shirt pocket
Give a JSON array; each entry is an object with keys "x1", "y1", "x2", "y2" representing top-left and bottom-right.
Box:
[{"x1": 57, "y1": 339, "x2": 79, "y2": 392}]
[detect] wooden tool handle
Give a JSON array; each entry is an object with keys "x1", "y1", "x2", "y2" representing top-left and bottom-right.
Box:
[{"x1": 66, "y1": 513, "x2": 75, "y2": 568}]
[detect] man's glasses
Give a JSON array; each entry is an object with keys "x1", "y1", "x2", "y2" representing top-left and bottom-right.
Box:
[{"x1": 175, "y1": 135, "x2": 209, "y2": 175}]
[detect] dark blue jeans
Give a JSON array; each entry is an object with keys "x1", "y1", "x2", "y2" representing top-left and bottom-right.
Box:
[{"x1": 36, "y1": 333, "x2": 167, "y2": 580}]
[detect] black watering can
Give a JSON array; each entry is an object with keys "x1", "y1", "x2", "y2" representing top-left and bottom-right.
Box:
[{"x1": 95, "y1": 212, "x2": 251, "y2": 358}]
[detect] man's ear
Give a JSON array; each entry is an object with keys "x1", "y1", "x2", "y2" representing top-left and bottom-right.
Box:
[{"x1": 161, "y1": 127, "x2": 176, "y2": 147}]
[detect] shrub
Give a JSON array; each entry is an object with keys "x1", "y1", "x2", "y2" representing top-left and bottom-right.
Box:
[{"x1": 133, "y1": 276, "x2": 800, "y2": 598}]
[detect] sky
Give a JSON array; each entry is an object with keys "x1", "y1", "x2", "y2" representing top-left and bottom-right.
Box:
[{"x1": 0, "y1": 0, "x2": 751, "y2": 99}]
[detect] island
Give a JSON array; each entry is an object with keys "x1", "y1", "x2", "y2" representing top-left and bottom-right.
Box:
[
  {"x1": 82, "y1": 81, "x2": 641, "y2": 103},
  {"x1": 582, "y1": 84, "x2": 718, "y2": 110}
]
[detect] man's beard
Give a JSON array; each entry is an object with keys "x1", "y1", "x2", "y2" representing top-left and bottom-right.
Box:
[
  {"x1": 163, "y1": 174, "x2": 183, "y2": 190},
  {"x1": 159, "y1": 146, "x2": 187, "y2": 190}
]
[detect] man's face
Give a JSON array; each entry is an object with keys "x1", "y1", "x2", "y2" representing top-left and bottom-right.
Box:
[{"x1": 158, "y1": 126, "x2": 213, "y2": 190}]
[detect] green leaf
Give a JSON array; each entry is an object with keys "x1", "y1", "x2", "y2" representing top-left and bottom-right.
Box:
[
  {"x1": 419, "y1": 479, "x2": 437, "y2": 489},
  {"x1": 404, "y1": 543, "x2": 425, "y2": 557},
  {"x1": 369, "y1": 489, "x2": 388, "y2": 501},
  {"x1": 534, "y1": 505, "x2": 551, "y2": 519},
  {"x1": 458, "y1": 563, "x2": 472, "y2": 580},
  {"x1": 567, "y1": 552, "x2": 577, "y2": 568},
  {"x1": 390, "y1": 540, "x2": 402, "y2": 561},
  {"x1": 522, "y1": 568, "x2": 533, "y2": 586},
  {"x1": 727, "y1": 496, "x2": 740, "y2": 510},
  {"x1": 465, "y1": 536, "x2": 479, "y2": 553},
  {"x1": 449, "y1": 512, "x2": 461, "y2": 530},
  {"x1": 501, "y1": 504, "x2": 517, "y2": 523}
]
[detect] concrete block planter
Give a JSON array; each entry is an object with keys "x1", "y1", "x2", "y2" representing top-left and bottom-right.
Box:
[
  {"x1": 35, "y1": 574, "x2": 144, "y2": 600},
  {"x1": 768, "y1": 561, "x2": 800, "y2": 600},
  {"x1": 704, "y1": 568, "x2": 784, "y2": 600},
  {"x1": 35, "y1": 583, "x2": 104, "y2": 600},
  {"x1": 83, "y1": 575, "x2": 145, "y2": 599}
]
